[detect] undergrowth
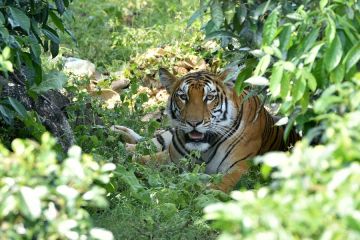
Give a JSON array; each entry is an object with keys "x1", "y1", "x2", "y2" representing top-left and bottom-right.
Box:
[{"x1": 58, "y1": 0, "x2": 247, "y2": 239}]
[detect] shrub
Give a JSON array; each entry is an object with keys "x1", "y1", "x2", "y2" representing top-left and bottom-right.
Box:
[{"x1": 0, "y1": 133, "x2": 114, "y2": 239}]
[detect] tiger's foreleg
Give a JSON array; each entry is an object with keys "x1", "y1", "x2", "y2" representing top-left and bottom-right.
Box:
[{"x1": 110, "y1": 125, "x2": 172, "y2": 164}]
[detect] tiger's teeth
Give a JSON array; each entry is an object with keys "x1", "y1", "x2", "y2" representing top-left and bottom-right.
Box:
[{"x1": 188, "y1": 131, "x2": 205, "y2": 140}]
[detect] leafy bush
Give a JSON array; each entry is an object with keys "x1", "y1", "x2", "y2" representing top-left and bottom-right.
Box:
[
  {"x1": 187, "y1": 0, "x2": 360, "y2": 238},
  {"x1": 0, "y1": 133, "x2": 114, "y2": 239},
  {"x1": 189, "y1": 0, "x2": 360, "y2": 135},
  {"x1": 204, "y1": 103, "x2": 360, "y2": 239},
  {"x1": 204, "y1": 72, "x2": 360, "y2": 239},
  {"x1": 0, "y1": 0, "x2": 72, "y2": 84}
]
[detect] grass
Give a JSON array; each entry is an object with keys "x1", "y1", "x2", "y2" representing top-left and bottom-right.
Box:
[
  {"x1": 58, "y1": 1, "x2": 230, "y2": 239},
  {"x1": 61, "y1": 0, "x2": 202, "y2": 71},
  {"x1": 57, "y1": 1, "x2": 267, "y2": 238}
]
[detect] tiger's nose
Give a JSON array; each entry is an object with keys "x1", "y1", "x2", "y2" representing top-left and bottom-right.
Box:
[{"x1": 187, "y1": 120, "x2": 202, "y2": 127}]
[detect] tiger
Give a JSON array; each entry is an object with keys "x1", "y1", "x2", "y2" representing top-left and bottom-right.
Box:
[{"x1": 112, "y1": 68, "x2": 300, "y2": 192}]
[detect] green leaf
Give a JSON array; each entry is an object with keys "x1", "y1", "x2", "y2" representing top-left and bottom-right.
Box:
[
  {"x1": 292, "y1": 74, "x2": 307, "y2": 102},
  {"x1": 30, "y1": 71, "x2": 68, "y2": 93},
  {"x1": 211, "y1": 0, "x2": 224, "y2": 29},
  {"x1": 330, "y1": 64, "x2": 345, "y2": 83},
  {"x1": 0, "y1": 104, "x2": 14, "y2": 124},
  {"x1": 304, "y1": 43, "x2": 324, "y2": 65},
  {"x1": 8, "y1": 97, "x2": 28, "y2": 119},
  {"x1": 50, "y1": 41, "x2": 59, "y2": 58},
  {"x1": 324, "y1": 34, "x2": 343, "y2": 72},
  {"x1": 343, "y1": 42, "x2": 360, "y2": 72},
  {"x1": 42, "y1": 26, "x2": 60, "y2": 44},
  {"x1": 320, "y1": 0, "x2": 328, "y2": 10},
  {"x1": 8, "y1": 7, "x2": 30, "y2": 33},
  {"x1": 55, "y1": 0, "x2": 66, "y2": 15},
  {"x1": 325, "y1": 16, "x2": 336, "y2": 43},
  {"x1": 235, "y1": 65, "x2": 253, "y2": 94},
  {"x1": 279, "y1": 24, "x2": 292, "y2": 54},
  {"x1": 49, "y1": 11, "x2": 65, "y2": 32},
  {"x1": 254, "y1": 54, "x2": 271, "y2": 76},
  {"x1": 301, "y1": 28, "x2": 319, "y2": 53},
  {"x1": 269, "y1": 65, "x2": 283, "y2": 97},
  {"x1": 302, "y1": 69, "x2": 317, "y2": 91},
  {"x1": 262, "y1": 10, "x2": 279, "y2": 46},
  {"x1": 280, "y1": 72, "x2": 290, "y2": 100}
]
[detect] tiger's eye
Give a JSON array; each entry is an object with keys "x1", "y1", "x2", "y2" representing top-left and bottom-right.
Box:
[
  {"x1": 177, "y1": 92, "x2": 187, "y2": 100},
  {"x1": 206, "y1": 94, "x2": 215, "y2": 101}
]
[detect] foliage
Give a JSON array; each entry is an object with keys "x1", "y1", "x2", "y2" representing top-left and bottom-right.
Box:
[
  {"x1": 0, "y1": 0, "x2": 72, "y2": 85},
  {"x1": 0, "y1": 133, "x2": 114, "y2": 239},
  {"x1": 189, "y1": 0, "x2": 360, "y2": 136},
  {"x1": 204, "y1": 75, "x2": 360, "y2": 239},
  {"x1": 0, "y1": 0, "x2": 72, "y2": 144}
]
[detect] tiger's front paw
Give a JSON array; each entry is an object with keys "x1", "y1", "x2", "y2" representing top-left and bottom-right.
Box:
[{"x1": 110, "y1": 125, "x2": 143, "y2": 144}]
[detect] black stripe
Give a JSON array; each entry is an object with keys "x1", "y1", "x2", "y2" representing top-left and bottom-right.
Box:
[
  {"x1": 207, "y1": 104, "x2": 244, "y2": 162},
  {"x1": 268, "y1": 127, "x2": 279, "y2": 150},
  {"x1": 226, "y1": 153, "x2": 253, "y2": 172},
  {"x1": 156, "y1": 134, "x2": 166, "y2": 151},
  {"x1": 172, "y1": 130, "x2": 188, "y2": 156}
]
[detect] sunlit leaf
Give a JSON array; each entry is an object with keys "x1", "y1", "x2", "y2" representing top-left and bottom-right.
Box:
[{"x1": 324, "y1": 34, "x2": 343, "y2": 72}]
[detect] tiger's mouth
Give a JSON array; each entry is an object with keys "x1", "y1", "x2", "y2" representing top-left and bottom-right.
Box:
[{"x1": 187, "y1": 130, "x2": 206, "y2": 142}]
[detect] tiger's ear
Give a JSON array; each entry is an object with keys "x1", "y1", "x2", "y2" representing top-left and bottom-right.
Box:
[
  {"x1": 219, "y1": 66, "x2": 239, "y2": 88},
  {"x1": 159, "y1": 68, "x2": 177, "y2": 92}
]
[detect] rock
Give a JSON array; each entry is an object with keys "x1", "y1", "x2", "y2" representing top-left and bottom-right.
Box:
[
  {"x1": 2, "y1": 69, "x2": 75, "y2": 151},
  {"x1": 89, "y1": 88, "x2": 121, "y2": 109},
  {"x1": 63, "y1": 57, "x2": 96, "y2": 78},
  {"x1": 141, "y1": 110, "x2": 163, "y2": 122},
  {"x1": 111, "y1": 78, "x2": 130, "y2": 92}
]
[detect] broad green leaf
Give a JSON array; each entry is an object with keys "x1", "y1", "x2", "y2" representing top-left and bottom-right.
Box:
[
  {"x1": 8, "y1": 7, "x2": 30, "y2": 33},
  {"x1": 280, "y1": 72, "x2": 290, "y2": 100},
  {"x1": 30, "y1": 71, "x2": 68, "y2": 93},
  {"x1": 211, "y1": 0, "x2": 224, "y2": 29},
  {"x1": 49, "y1": 11, "x2": 65, "y2": 32},
  {"x1": 254, "y1": 54, "x2": 271, "y2": 76},
  {"x1": 325, "y1": 16, "x2": 336, "y2": 43},
  {"x1": 301, "y1": 28, "x2": 319, "y2": 53},
  {"x1": 300, "y1": 90, "x2": 309, "y2": 113},
  {"x1": 55, "y1": 0, "x2": 66, "y2": 15},
  {"x1": 292, "y1": 75, "x2": 307, "y2": 102},
  {"x1": 262, "y1": 10, "x2": 278, "y2": 46},
  {"x1": 50, "y1": 41, "x2": 59, "y2": 58},
  {"x1": 302, "y1": 69, "x2": 317, "y2": 91},
  {"x1": 269, "y1": 65, "x2": 283, "y2": 96},
  {"x1": 8, "y1": 97, "x2": 28, "y2": 119},
  {"x1": 42, "y1": 26, "x2": 60, "y2": 44},
  {"x1": 304, "y1": 43, "x2": 324, "y2": 65},
  {"x1": 343, "y1": 42, "x2": 360, "y2": 72},
  {"x1": 279, "y1": 24, "x2": 292, "y2": 54},
  {"x1": 324, "y1": 34, "x2": 343, "y2": 72},
  {"x1": 330, "y1": 64, "x2": 345, "y2": 83},
  {"x1": 235, "y1": 65, "x2": 253, "y2": 94},
  {"x1": 280, "y1": 61, "x2": 296, "y2": 72},
  {"x1": 0, "y1": 104, "x2": 14, "y2": 124}
]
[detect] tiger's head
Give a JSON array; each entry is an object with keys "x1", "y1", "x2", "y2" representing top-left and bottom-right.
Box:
[{"x1": 159, "y1": 68, "x2": 240, "y2": 152}]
